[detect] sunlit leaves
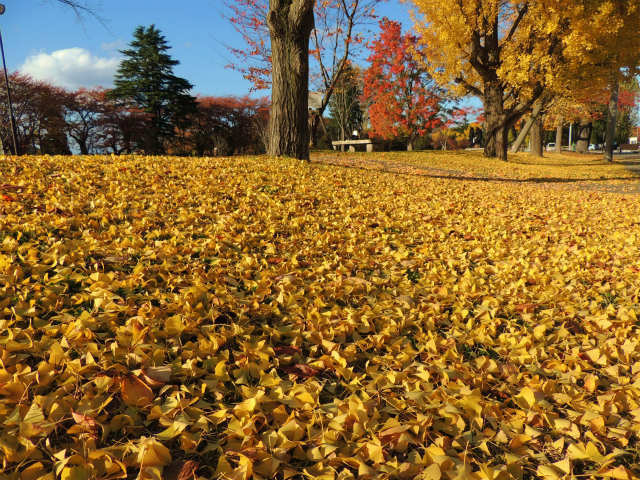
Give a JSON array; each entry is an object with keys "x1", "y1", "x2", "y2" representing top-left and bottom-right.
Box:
[{"x1": 1, "y1": 153, "x2": 640, "y2": 478}]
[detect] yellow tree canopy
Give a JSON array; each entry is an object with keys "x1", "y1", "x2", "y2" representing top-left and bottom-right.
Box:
[
  {"x1": 411, "y1": 0, "x2": 639, "y2": 100},
  {"x1": 411, "y1": 1, "x2": 567, "y2": 99},
  {"x1": 561, "y1": 0, "x2": 640, "y2": 86},
  {"x1": 409, "y1": 0, "x2": 640, "y2": 159},
  {"x1": 408, "y1": 0, "x2": 570, "y2": 159},
  {"x1": 542, "y1": 1, "x2": 640, "y2": 137}
]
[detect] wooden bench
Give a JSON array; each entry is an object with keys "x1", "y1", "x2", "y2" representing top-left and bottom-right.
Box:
[{"x1": 332, "y1": 139, "x2": 376, "y2": 152}]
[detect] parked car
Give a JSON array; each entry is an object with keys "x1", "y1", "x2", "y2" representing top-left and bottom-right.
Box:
[{"x1": 546, "y1": 142, "x2": 555, "y2": 151}]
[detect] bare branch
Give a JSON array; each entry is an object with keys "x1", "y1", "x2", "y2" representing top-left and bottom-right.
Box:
[{"x1": 49, "y1": 0, "x2": 108, "y2": 28}]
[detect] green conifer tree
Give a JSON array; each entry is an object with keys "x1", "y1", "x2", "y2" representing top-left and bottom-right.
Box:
[{"x1": 109, "y1": 25, "x2": 196, "y2": 154}]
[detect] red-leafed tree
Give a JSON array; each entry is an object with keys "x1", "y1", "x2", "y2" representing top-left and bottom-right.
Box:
[
  {"x1": 432, "y1": 106, "x2": 475, "y2": 150},
  {"x1": 226, "y1": 0, "x2": 383, "y2": 151},
  {"x1": 362, "y1": 18, "x2": 444, "y2": 151},
  {"x1": 0, "y1": 73, "x2": 70, "y2": 154}
]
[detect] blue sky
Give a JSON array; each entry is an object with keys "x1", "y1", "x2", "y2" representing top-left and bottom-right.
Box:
[{"x1": 3, "y1": 0, "x2": 413, "y2": 96}]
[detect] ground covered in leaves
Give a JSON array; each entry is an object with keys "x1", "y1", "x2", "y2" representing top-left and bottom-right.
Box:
[
  {"x1": 1, "y1": 153, "x2": 640, "y2": 479},
  {"x1": 313, "y1": 151, "x2": 640, "y2": 194}
]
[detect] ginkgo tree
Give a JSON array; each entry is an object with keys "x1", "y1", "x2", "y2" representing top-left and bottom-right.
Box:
[
  {"x1": 410, "y1": 0, "x2": 640, "y2": 162},
  {"x1": 540, "y1": 82, "x2": 638, "y2": 156},
  {"x1": 514, "y1": 1, "x2": 640, "y2": 158},
  {"x1": 409, "y1": 0, "x2": 568, "y2": 161},
  {"x1": 558, "y1": 0, "x2": 640, "y2": 161}
]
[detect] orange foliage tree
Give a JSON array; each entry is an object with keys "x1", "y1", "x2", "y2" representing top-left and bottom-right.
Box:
[{"x1": 362, "y1": 18, "x2": 444, "y2": 151}]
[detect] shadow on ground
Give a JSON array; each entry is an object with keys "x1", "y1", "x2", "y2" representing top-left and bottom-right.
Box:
[{"x1": 312, "y1": 154, "x2": 640, "y2": 194}]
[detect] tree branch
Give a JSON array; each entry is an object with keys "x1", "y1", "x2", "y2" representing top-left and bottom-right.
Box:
[
  {"x1": 51, "y1": 0, "x2": 108, "y2": 29},
  {"x1": 502, "y1": 3, "x2": 529, "y2": 48},
  {"x1": 505, "y1": 85, "x2": 546, "y2": 127},
  {"x1": 454, "y1": 76, "x2": 483, "y2": 97}
]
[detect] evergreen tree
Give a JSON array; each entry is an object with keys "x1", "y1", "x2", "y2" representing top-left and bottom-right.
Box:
[{"x1": 109, "y1": 25, "x2": 196, "y2": 154}]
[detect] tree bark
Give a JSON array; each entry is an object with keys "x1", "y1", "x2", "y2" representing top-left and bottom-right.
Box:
[
  {"x1": 555, "y1": 122, "x2": 562, "y2": 152},
  {"x1": 604, "y1": 74, "x2": 619, "y2": 162},
  {"x1": 530, "y1": 115, "x2": 543, "y2": 157},
  {"x1": 309, "y1": 112, "x2": 320, "y2": 149},
  {"x1": 484, "y1": 81, "x2": 508, "y2": 161},
  {"x1": 575, "y1": 118, "x2": 592, "y2": 153},
  {"x1": 511, "y1": 100, "x2": 544, "y2": 153},
  {"x1": 267, "y1": 0, "x2": 315, "y2": 160}
]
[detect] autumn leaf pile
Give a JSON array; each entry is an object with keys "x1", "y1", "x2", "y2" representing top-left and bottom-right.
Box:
[{"x1": 2, "y1": 154, "x2": 640, "y2": 480}]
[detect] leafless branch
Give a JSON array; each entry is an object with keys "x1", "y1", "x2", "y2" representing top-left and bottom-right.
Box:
[{"x1": 49, "y1": 0, "x2": 108, "y2": 29}]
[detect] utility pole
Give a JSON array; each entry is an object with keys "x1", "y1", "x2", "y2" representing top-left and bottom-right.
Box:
[{"x1": 0, "y1": 4, "x2": 18, "y2": 155}]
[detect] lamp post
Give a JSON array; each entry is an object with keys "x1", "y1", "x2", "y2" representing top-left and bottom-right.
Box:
[{"x1": 0, "y1": 4, "x2": 18, "y2": 155}]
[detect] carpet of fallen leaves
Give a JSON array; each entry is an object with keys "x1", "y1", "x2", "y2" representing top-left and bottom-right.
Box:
[
  {"x1": 312, "y1": 151, "x2": 640, "y2": 189},
  {"x1": 2, "y1": 153, "x2": 640, "y2": 480}
]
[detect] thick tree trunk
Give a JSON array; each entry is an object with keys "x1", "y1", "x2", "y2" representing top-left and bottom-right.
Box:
[
  {"x1": 484, "y1": 81, "x2": 508, "y2": 161},
  {"x1": 575, "y1": 118, "x2": 592, "y2": 153},
  {"x1": 604, "y1": 75, "x2": 619, "y2": 162},
  {"x1": 267, "y1": 0, "x2": 315, "y2": 160},
  {"x1": 555, "y1": 122, "x2": 562, "y2": 152},
  {"x1": 511, "y1": 100, "x2": 544, "y2": 153},
  {"x1": 530, "y1": 115, "x2": 543, "y2": 157}
]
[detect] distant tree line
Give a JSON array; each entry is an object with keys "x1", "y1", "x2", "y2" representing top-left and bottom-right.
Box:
[
  {"x1": 0, "y1": 74, "x2": 269, "y2": 156},
  {"x1": 0, "y1": 25, "x2": 268, "y2": 156},
  {"x1": 46, "y1": 0, "x2": 640, "y2": 162}
]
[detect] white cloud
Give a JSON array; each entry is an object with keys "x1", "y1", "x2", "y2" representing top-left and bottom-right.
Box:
[{"x1": 20, "y1": 48, "x2": 120, "y2": 90}]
